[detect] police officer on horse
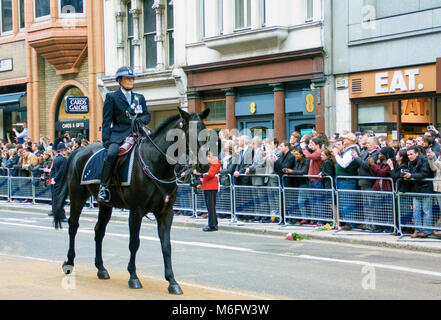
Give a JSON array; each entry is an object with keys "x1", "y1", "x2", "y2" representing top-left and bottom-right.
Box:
[{"x1": 98, "y1": 66, "x2": 151, "y2": 202}]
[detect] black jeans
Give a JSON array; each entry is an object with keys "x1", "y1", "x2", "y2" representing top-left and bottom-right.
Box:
[{"x1": 204, "y1": 190, "x2": 218, "y2": 228}]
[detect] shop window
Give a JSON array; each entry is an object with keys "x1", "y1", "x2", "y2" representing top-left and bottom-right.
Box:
[
  {"x1": 1, "y1": 0, "x2": 12, "y2": 33},
  {"x1": 235, "y1": 0, "x2": 251, "y2": 29},
  {"x1": 59, "y1": 0, "x2": 84, "y2": 15},
  {"x1": 203, "y1": 99, "x2": 226, "y2": 130},
  {"x1": 34, "y1": 0, "x2": 50, "y2": 19},
  {"x1": 143, "y1": 0, "x2": 157, "y2": 69}
]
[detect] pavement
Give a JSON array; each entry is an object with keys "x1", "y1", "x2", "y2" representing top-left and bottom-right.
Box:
[{"x1": 2, "y1": 201, "x2": 441, "y2": 254}]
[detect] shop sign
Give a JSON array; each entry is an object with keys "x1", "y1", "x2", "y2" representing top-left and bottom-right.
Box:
[
  {"x1": 56, "y1": 120, "x2": 89, "y2": 131},
  {"x1": 305, "y1": 94, "x2": 315, "y2": 113},
  {"x1": 65, "y1": 96, "x2": 89, "y2": 114},
  {"x1": 0, "y1": 58, "x2": 13, "y2": 73},
  {"x1": 250, "y1": 102, "x2": 256, "y2": 114},
  {"x1": 350, "y1": 64, "x2": 436, "y2": 99}
]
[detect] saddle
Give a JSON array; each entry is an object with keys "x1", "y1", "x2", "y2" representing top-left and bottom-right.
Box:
[{"x1": 118, "y1": 133, "x2": 139, "y2": 157}]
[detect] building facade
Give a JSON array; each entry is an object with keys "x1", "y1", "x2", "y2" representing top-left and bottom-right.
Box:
[
  {"x1": 100, "y1": 0, "x2": 186, "y2": 130},
  {"x1": 331, "y1": 0, "x2": 441, "y2": 140},
  {"x1": 0, "y1": 0, "x2": 105, "y2": 143},
  {"x1": 100, "y1": 0, "x2": 326, "y2": 142},
  {"x1": 183, "y1": 0, "x2": 326, "y2": 141}
]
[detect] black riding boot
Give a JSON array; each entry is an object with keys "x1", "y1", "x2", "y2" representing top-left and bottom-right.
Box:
[{"x1": 98, "y1": 160, "x2": 113, "y2": 203}]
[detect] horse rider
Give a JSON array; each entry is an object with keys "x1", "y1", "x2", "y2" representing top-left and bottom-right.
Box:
[{"x1": 98, "y1": 66, "x2": 151, "y2": 203}]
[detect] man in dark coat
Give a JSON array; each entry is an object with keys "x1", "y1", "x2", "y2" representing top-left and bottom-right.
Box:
[
  {"x1": 404, "y1": 146, "x2": 435, "y2": 238},
  {"x1": 98, "y1": 66, "x2": 151, "y2": 202},
  {"x1": 51, "y1": 142, "x2": 69, "y2": 223},
  {"x1": 274, "y1": 140, "x2": 296, "y2": 187}
]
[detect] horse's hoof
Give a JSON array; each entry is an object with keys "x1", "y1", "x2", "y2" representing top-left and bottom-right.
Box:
[
  {"x1": 168, "y1": 284, "x2": 183, "y2": 295},
  {"x1": 62, "y1": 262, "x2": 74, "y2": 275},
  {"x1": 97, "y1": 269, "x2": 110, "y2": 280},
  {"x1": 128, "y1": 278, "x2": 143, "y2": 289}
]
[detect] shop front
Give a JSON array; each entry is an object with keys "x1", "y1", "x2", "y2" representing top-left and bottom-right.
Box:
[
  {"x1": 0, "y1": 89, "x2": 27, "y2": 141},
  {"x1": 350, "y1": 63, "x2": 439, "y2": 140},
  {"x1": 184, "y1": 49, "x2": 325, "y2": 142},
  {"x1": 54, "y1": 86, "x2": 91, "y2": 140}
]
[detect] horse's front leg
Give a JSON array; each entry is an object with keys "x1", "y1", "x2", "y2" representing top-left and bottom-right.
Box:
[
  {"x1": 157, "y1": 209, "x2": 183, "y2": 295},
  {"x1": 127, "y1": 211, "x2": 143, "y2": 289},
  {"x1": 95, "y1": 204, "x2": 112, "y2": 280}
]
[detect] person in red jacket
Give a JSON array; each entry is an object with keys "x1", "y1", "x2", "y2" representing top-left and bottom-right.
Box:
[{"x1": 193, "y1": 151, "x2": 221, "y2": 232}]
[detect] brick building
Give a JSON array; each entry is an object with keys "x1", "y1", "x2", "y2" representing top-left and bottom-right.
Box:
[{"x1": 0, "y1": 0, "x2": 105, "y2": 143}]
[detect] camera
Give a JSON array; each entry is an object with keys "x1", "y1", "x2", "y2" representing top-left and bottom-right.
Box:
[
  {"x1": 400, "y1": 169, "x2": 410, "y2": 177},
  {"x1": 189, "y1": 174, "x2": 202, "y2": 194}
]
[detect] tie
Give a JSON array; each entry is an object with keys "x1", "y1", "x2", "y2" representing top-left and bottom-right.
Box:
[
  {"x1": 125, "y1": 91, "x2": 131, "y2": 104},
  {"x1": 240, "y1": 150, "x2": 244, "y2": 163}
]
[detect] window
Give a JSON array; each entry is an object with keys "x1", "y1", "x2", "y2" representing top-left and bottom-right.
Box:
[
  {"x1": 19, "y1": 0, "x2": 24, "y2": 29},
  {"x1": 306, "y1": 0, "x2": 313, "y2": 22},
  {"x1": 59, "y1": 0, "x2": 85, "y2": 15},
  {"x1": 166, "y1": 1, "x2": 174, "y2": 66},
  {"x1": 34, "y1": 0, "x2": 50, "y2": 19},
  {"x1": 1, "y1": 0, "x2": 12, "y2": 33},
  {"x1": 204, "y1": 100, "x2": 226, "y2": 122},
  {"x1": 235, "y1": 0, "x2": 251, "y2": 29},
  {"x1": 143, "y1": 0, "x2": 157, "y2": 68},
  {"x1": 127, "y1": 3, "x2": 134, "y2": 68}
]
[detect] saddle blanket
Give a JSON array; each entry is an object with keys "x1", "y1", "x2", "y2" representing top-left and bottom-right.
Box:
[{"x1": 80, "y1": 148, "x2": 136, "y2": 186}]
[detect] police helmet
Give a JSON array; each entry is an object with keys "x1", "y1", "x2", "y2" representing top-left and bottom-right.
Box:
[
  {"x1": 56, "y1": 142, "x2": 67, "y2": 152},
  {"x1": 115, "y1": 66, "x2": 135, "y2": 82}
]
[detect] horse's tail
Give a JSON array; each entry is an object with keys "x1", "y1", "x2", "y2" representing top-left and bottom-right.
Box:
[{"x1": 53, "y1": 147, "x2": 81, "y2": 229}]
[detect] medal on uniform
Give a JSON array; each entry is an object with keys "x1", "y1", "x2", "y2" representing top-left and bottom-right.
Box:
[{"x1": 134, "y1": 95, "x2": 142, "y2": 114}]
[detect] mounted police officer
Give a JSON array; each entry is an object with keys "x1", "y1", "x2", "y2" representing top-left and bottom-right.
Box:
[{"x1": 98, "y1": 66, "x2": 151, "y2": 202}]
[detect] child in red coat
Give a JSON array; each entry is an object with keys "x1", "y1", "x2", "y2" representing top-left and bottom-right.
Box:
[{"x1": 193, "y1": 151, "x2": 221, "y2": 231}]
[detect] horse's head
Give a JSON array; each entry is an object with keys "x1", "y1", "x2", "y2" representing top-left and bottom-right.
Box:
[{"x1": 177, "y1": 107, "x2": 211, "y2": 174}]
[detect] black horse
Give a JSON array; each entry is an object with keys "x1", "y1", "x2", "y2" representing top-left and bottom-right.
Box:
[{"x1": 53, "y1": 107, "x2": 210, "y2": 294}]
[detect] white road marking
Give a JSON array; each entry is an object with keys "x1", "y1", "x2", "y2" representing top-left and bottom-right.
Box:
[{"x1": 1, "y1": 220, "x2": 441, "y2": 279}]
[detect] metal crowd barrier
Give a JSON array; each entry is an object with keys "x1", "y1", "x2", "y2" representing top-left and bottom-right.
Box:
[
  {"x1": 3, "y1": 172, "x2": 441, "y2": 240},
  {"x1": 396, "y1": 178, "x2": 441, "y2": 237},
  {"x1": 336, "y1": 176, "x2": 397, "y2": 233},
  {"x1": 174, "y1": 183, "x2": 194, "y2": 214},
  {"x1": 282, "y1": 175, "x2": 335, "y2": 225},
  {"x1": 232, "y1": 174, "x2": 283, "y2": 222}
]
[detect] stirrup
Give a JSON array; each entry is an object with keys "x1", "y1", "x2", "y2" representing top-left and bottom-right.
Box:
[{"x1": 98, "y1": 185, "x2": 111, "y2": 203}]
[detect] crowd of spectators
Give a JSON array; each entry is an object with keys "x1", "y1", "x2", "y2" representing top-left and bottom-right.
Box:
[
  {"x1": 215, "y1": 125, "x2": 441, "y2": 237},
  {"x1": 0, "y1": 131, "x2": 89, "y2": 184}
]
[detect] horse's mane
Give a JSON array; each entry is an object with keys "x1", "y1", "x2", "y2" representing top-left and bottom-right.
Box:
[{"x1": 150, "y1": 114, "x2": 181, "y2": 139}]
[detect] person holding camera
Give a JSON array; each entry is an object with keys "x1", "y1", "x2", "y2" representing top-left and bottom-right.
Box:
[
  {"x1": 404, "y1": 146, "x2": 434, "y2": 238},
  {"x1": 193, "y1": 151, "x2": 221, "y2": 232}
]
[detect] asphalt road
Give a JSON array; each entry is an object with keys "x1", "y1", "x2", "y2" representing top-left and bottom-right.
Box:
[{"x1": 1, "y1": 208, "x2": 441, "y2": 300}]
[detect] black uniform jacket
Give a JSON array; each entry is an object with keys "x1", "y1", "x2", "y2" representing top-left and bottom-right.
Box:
[{"x1": 102, "y1": 88, "x2": 151, "y2": 145}]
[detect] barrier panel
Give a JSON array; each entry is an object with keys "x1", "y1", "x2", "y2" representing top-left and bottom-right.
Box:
[
  {"x1": 336, "y1": 176, "x2": 397, "y2": 232},
  {"x1": 0, "y1": 175, "x2": 9, "y2": 201},
  {"x1": 173, "y1": 183, "x2": 194, "y2": 214},
  {"x1": 195, "y1": 174, "x2": 233, "y2": 219},
  {"x1": 33, "y1": 180, "x2": 52, "y2": 203},
  {"x1": 282, "y1": 175, "x2": 335, "y2": 225},
  {"x1": 397, "y1": 178, "x2": 441, "y2": 237},
  {"x1": 232, "y1": 174, "x2": 282, "y2": 222},
  {"x1": 10, "y1": 176, "x2": 34, "y2": 202}
]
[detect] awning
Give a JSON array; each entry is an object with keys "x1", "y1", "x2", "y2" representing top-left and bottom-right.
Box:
[{"x1": 0, "y1": 91, "x2": 26, "y2": 112}]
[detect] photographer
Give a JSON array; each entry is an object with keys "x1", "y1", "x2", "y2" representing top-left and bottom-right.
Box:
[
  {"x1": 193, "y1": 151, "x2": 221, "y2": 232},
  {"x1": 404, "y1": 146, "x2": 434, "y2": 238}
]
